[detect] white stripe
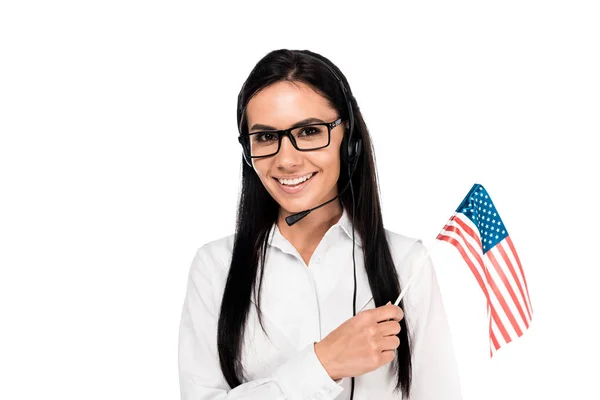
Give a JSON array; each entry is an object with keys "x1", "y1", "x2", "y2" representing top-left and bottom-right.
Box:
[
  {"x1": 440, "y1": 218, "x2": 488, "y2": 295},
  {"x1": 484, "y1": 249, "x2": 528, "y2": 337},
  {"x1": 489, "y1": 244, "x2": 531, "y2": 327},
  {"x1": 490, "y1": 315, "x2": 505, "y2": 352},
  {"x1": 503, "y1": 240, "x2": 533, "y2": 314},
  {"x1": 442, "y1": 216, "x2": 487, "y2": 280},
  {"x1": 488, "y1": 303, "x2": 505, "y2": 353}
]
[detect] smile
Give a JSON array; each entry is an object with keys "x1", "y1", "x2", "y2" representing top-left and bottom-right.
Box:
[
  {"x1": 277, "y1": 173, "x2": 315, "y2": 186},
  {"x1": 273, "y1": 172, "x2": 317, "y2": 194}
]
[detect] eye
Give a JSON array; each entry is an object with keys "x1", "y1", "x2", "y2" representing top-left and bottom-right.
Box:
[
  {"x1": 255, "y1": 132, "x2": 278, "y2": 142},
  {"x1": 297, "y1": 126, "x2": 323, "y2": 136}
]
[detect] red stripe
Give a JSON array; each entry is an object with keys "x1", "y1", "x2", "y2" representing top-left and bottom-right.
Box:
[
  {"x1": 506, "y1": 236, "x2": 533, "y2": 313},
  {"x1": 489, "y1": 248, "x2": 530, "y2": 328},
  {"x1": 441, "y1": 224, "x2": 485, "y2": 267},
  {"x1": 490, "y1": 304, "x2": 511, "y2": 343},
  {"x1": 486, "y1": 251, "x2": 524, "y2": 337},
  {"x1": 453, "y1": 216, "x2": 482, "y2": 249},
  {"x1": 438, "y1": 234, "x2": 489, "y2": 303},
  {"x1": 489, "y1": 308, "x2": 501, "y2": 354},
  {"x1": 437, "y1": 214, "x2": 456, "y2": 241},
  {"x1": 491, "y1": 331, "x2": 501, "y2": 352},
  {"x1": 475, "y1": 242, "x2": 514, "y2": 342},
  {"x1": 497, "y1": 241, "x2": 532, "y2": 319}
]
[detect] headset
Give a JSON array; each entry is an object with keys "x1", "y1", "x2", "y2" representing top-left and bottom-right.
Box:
[{"x1": 238, "y1": 51, "x2": 362, "y2": 400}]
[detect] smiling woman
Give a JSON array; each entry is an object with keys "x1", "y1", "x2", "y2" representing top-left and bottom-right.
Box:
[
  {"x1": 245, "y1": 81, "x2": 344, "y2": 218},
  {"x1": 178, "y1": 49, "x2": 463, "y2": 400}
]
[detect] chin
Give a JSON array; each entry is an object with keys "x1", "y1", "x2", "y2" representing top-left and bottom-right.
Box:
[{"x1": 276, "y1": 198, "x2": 315, "y2": 215}]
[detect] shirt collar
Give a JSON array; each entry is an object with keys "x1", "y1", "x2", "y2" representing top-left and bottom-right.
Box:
[
  {"x1": 337, "y1": 206, "x2": 363, "y2": 247},
  {"x1": 269, "y1": 206, "x2": 363, "y2": 254}
]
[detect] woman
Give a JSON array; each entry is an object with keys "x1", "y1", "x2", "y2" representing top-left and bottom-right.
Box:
[{"x1": 178, "y1": 49, "x2": 462, "y2": 399}]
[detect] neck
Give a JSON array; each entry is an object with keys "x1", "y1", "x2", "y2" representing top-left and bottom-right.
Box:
[{"x1": 277, "y1": 200, "x2": 343, "y2": 252}]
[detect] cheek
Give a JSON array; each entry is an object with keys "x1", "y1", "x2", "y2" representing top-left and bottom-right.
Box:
[
  {"x1": 326, "y1": 146, "x2": 342, "y2": 168},
  {"x1": 312, "y1": 149, "x2": 341, "y2": 176},
  {"x1": 254, "y1": 159, "x2": 275, "y2": 193},
  {"x1": 251, "y1": 160, "x2": 272, "y2": 183}
]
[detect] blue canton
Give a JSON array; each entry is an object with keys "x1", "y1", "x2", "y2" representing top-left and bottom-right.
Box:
[{"x1": 456, "y1": 183, "x2": 508, "y2": 254}]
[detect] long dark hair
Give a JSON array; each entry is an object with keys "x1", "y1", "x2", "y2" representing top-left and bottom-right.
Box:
[{"x1": 218, "y1": 49, "x2": 412, "y2": 396}]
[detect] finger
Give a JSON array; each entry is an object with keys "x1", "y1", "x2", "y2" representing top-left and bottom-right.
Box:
[
  {"x1": 378, "y1": 320, "x2": 401, "y2": 336},
  {"x1": 379, "y1": 349, "x2": 396, "y2": 365},
  {"x1": 372, "y1": 304, "x2": 404, "y2": 323},
  {"x1": 377, "y1": 349, "x2": 397, "y2": 366},
  {"x1": 378, "y1": 335, "x2": 401, "y2": 351}
]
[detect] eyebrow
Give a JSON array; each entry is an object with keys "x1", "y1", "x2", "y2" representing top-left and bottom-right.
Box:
[{"x1": 249, "y1": 117, "x2": 326, "y2": 132}]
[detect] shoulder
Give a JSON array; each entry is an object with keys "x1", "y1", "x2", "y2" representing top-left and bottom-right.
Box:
[
  {"x1": 195, "y1": 233, "x2": 236, "y2": 273},
  {"x1": 383, "y1": 229, "x2": 432, "y2": 288},
  {"x1": 187, "y1": 233, "x2": 236, "y2": 303},
  {"x1": 384, "y1": 229, "x2": 429, "y2": 266}
]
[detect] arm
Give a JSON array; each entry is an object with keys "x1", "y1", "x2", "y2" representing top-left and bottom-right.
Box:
[
  {"x1": 178, "y1": 246, "x2": 344, "y2": 400},
  {"x1": 405, "y1": 242, "x2": 463, "y2": 400}
]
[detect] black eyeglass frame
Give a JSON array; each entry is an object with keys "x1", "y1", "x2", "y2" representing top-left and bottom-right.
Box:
[{"x1": 237, "y1": 118, "x2": 343, "y2": 160}]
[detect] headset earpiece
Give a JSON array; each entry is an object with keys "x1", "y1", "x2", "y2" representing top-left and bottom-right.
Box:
[
  {"x1": 242, "y1": 152, "x2": 252, "y2": 168},
  {"x1": 352, "y1": 136, "x2": 363, "y2": 167},
  {"x1": 341, "y1": 129, "x2": 362, "y2": 173}
]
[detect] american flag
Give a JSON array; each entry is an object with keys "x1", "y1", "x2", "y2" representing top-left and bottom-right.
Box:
[{"x1": 437, "y1": 183, "x2": 533, "y2": 356}]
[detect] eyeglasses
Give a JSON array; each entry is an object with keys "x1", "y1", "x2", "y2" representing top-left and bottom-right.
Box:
[{"x1": 238, "y1": 118, "x2": 343, "y2": 159}]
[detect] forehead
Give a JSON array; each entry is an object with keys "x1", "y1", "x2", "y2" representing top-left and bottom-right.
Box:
[{"x1": 245, "y1": 80, "x2": 337, "y2": 129}]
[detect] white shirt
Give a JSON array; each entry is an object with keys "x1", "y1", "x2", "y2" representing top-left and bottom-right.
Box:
[{"x1": 178, "y1": 208, "x2": 463, "y2": 399}]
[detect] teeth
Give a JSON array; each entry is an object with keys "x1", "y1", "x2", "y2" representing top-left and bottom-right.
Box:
[{"x1": 278, "y1": 173, "x2": 314, "y2": 186}]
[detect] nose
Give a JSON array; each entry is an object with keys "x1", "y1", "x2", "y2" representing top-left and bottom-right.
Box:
[{"x1": 274, "y1": 134, "x2": 303, "y2": 169}]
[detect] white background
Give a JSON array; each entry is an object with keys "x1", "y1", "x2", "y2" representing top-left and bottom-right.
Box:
[{"x1": 1, "y1": 1, "x2": 598, "y2": 399}]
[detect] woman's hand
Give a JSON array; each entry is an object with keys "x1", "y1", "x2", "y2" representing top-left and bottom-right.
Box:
[{"x1": 314, "y1": 302, "x2": 404, "y2": 380}]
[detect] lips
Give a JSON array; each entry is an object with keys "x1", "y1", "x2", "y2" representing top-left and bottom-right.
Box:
[{"x1": 273, "y1": 172, "x2": 317, "y2": 194}]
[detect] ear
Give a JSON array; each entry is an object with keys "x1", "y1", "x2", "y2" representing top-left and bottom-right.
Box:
[{"x1": 344, "y1": 121, "x2": 350, "y2": 129}]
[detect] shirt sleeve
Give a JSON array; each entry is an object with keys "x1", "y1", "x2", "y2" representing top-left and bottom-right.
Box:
[
  {"x1": 404, "y1": 241, "x2": 463, "y2": 400},
  {"x1": 178, "y1": 246, "x2": 344, "y2": 400}
]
